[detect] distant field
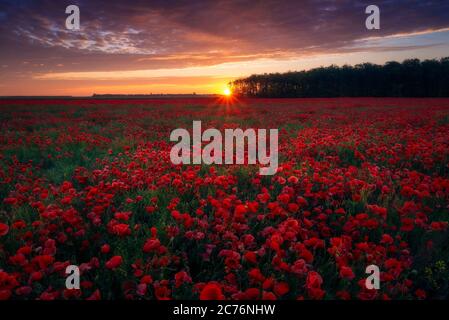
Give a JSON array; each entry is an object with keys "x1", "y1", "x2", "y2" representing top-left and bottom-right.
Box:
[{"x1": 0, "y1": 98, "x2": 448, "y2": 300}]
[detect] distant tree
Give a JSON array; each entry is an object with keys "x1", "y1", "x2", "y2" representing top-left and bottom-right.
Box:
[{"x1": 229, "y1": 58, "x2": 449, "y2": 98}]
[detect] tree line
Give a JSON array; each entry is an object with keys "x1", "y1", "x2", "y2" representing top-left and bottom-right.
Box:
[{"x1": 229, "y1": 58, "x2": 449, "y2": 98}]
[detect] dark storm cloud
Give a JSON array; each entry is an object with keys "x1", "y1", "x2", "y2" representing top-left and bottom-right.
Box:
[{"x1": 0, "y1": 0, "x2": 448, "y2": 73}]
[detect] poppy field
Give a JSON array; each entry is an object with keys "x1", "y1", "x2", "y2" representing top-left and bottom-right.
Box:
[{"x1": 0, "y1": 97, "x2": 448, "y2": 300}]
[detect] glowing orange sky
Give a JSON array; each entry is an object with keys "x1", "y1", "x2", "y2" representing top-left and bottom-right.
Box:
[{"x1": 1, "y1": 1, "x2": 449, "y2": 96}]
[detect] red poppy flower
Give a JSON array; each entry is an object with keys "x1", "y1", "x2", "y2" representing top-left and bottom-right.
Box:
[
  {"x1": 274, "y1": 282, "x2": 290, "y2": 296},
  {"x1": 143, "y1": 238, "x2": 161, "y2": 253},
  {"x1": 243, "y1": 251, "x2": 257, "y2": 264},
  {"x1": 174, "y1": 271, "x2": 192, "y2": 288},
  {"x1": 0, "y1": 223, "x2": 9, "y2": 236},
  {"x1": 105, "y1": 256, "x2": 123, "y2": 270},
  {"x1": 306, "y1": 271, "x2": 323, "y2": 289},
  {"x1": 111, "y1": 223, "x2": 131, "y2": 237},
  {"x1": 101, "y1": 244, "x2": 111, "y2": 254},
  {"x1": 200, "y1": 283, "x2": 225, "y2": 300},
  {"x1": 339, "y1": 266, "x2": 355, "y2": 280}
]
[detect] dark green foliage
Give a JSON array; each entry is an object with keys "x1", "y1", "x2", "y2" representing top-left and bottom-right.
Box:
[{"x1": 230, "y1": 58, "x2": 449, "y2": 98}]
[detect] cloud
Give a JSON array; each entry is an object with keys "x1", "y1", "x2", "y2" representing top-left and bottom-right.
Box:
[
  {"x1": 1, "y1": 0, "x2": 449, "y2": 70},
  {"x1": 1, "y1": 0, "x2": 449, "y2": 95},
  {"x1": 33, "y1": 61, "x2": 255, "y2": 80}
]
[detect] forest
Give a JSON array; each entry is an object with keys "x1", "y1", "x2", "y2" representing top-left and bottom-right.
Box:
[{"x1": 229, "y1": 58, "x2": 449, "y2": 97}]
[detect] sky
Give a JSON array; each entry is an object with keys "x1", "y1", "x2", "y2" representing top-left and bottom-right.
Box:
[{"x1": 0, "y1": 0, "x2": 449, "y2": 96}]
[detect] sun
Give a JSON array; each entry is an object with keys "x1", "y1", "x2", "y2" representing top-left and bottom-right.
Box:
[{"x1": 223, "y1": 88, "x2": 232, "y2": 96}]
